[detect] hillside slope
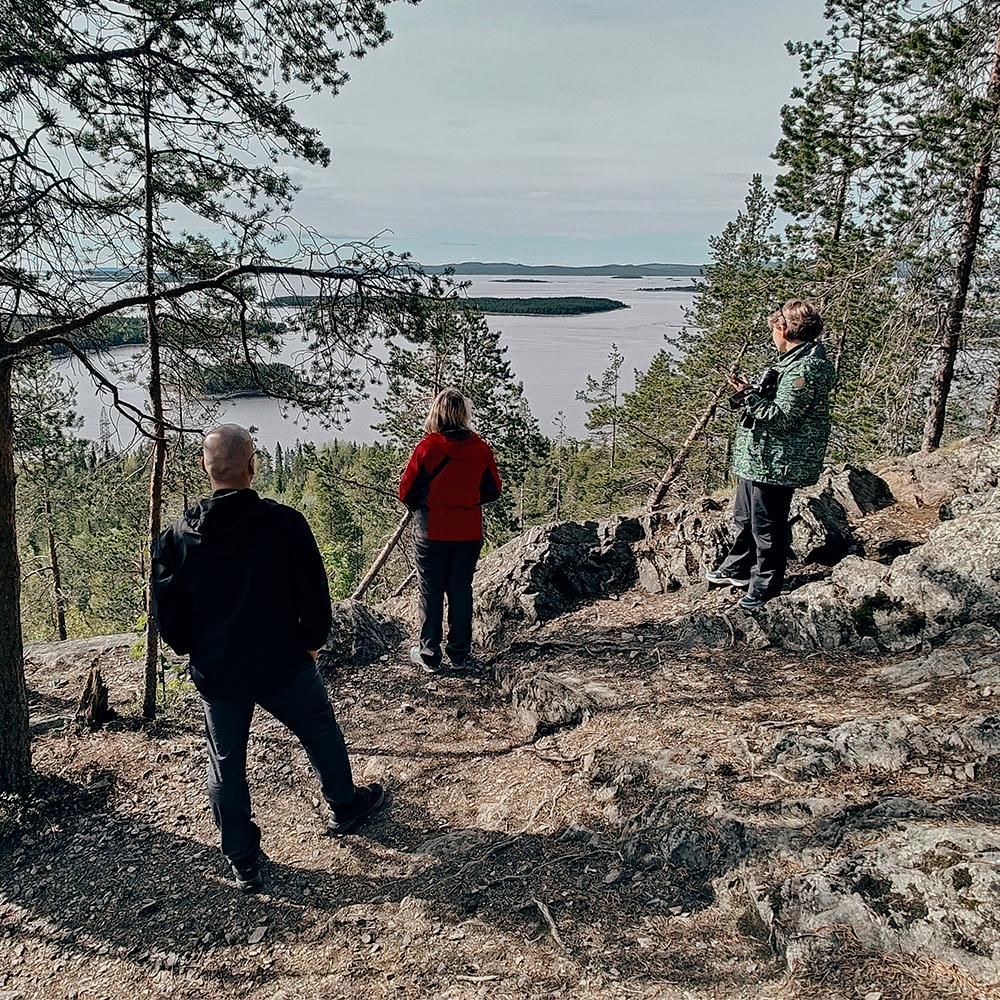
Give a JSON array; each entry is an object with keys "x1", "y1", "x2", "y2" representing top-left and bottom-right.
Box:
[{"x1": 3, "y1": 440, "x2": 1000, "y2": 999}]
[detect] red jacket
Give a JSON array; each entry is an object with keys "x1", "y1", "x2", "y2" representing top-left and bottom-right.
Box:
[{"x1": 399, "y1": 430, "x2": 502, "y2": 541}]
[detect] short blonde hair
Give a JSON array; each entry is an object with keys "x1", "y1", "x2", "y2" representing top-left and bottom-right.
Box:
[
  {"x1": 769, "y1": 299, "x2": 824, "y2": 342},
  {"x1": 424, "y1": 387, "x2": 473, "y2": 435}
]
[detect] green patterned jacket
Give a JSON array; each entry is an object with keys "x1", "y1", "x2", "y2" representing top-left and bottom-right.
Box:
[{"x1": 732, "y1": 340, "x2": 835, "y2": 488}]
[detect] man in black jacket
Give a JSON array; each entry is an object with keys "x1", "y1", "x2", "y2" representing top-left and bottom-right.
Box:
[{"x1": 152, "y1": 424, "x2": 384, "y2": 892}]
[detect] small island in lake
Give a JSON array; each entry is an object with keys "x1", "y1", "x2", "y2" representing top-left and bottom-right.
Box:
[
  {"x1": 265, "y1": 294, "x2": 629, "y2": 316},
  {"x1": 191, "y1": 361, "x2": 307, "y2": 399},
  {"x1": 491, "y1": 279, "x2": 549, "y2": 284},
  {"x1": 467, "y1": 296, "x2": 628, "y2": 316}
]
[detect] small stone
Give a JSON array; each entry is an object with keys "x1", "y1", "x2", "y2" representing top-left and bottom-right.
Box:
[
  {"x1": 964, "y1": 762, "x2": 976, "y2": 779},
  {"x1": 865, "y1": 992, "x2": 883, "y2": 1000},
  {"x1": 248, "y1": 926, "x2": 267, "y2": 945},
  {"x1": 909, "y1": 766, "x2": 930, "y2": 775},
  {"x1": 603, "y1": 869, "x2": 621, "y2": 885}
]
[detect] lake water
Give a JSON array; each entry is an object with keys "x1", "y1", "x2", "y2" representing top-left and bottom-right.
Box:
[{"x1": 54, "y1": 275, "x2": 695, "y2": 449}]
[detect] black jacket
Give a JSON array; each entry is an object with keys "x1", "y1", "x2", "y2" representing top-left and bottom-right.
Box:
[{"x1": 151, "y1": 489, "x2": 332, "y2": 699}]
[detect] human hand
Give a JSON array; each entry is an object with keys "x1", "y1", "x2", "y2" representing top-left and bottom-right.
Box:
[{"x1": 307, "y1": 649, "x2": 319, "y2": 661}]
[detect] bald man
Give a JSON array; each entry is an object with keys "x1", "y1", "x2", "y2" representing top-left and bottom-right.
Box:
[{"x1": 152, "y1": 424, "x2": 384, "y2": 892}]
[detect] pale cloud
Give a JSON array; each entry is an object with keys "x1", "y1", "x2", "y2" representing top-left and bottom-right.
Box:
[{"x1": 290, "y1": 0, "x2": 827, "y2": 264}]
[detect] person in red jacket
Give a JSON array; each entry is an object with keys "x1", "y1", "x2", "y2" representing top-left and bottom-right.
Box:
[{"x1": 399, "y1": 388, "x2": 502, "y2": 673}]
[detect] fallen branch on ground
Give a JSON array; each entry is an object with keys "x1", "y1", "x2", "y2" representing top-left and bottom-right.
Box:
[{"x1": 532, "y1": 898, "x2": 568, "y2": 952}]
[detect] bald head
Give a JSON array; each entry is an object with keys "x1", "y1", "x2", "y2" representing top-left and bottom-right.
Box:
[{"x1": 202, "y1": 424, "x2": 256, "y2": 490}]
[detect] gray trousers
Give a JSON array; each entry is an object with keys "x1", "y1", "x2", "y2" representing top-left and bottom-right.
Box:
[{"x1": 200, "y1": 661, "x2": 354, "y2": 865}]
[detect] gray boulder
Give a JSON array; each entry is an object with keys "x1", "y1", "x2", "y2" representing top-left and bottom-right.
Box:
[
  {"x1": 771, "y1": 823, "x2": 1000, "y2": 983},
  {"x1": 819, "y1": 464, "x2": 896, "y2": 518},
  {"x1": 877, "y1": 436, "x2": 1000, "y2": 509},
  {"x1": 634, "y1": 498, "x2": 733, "y2": 594},
  {"x1": 24, "y1": 633, "x2": 138, "y2": 673},
  {"x1": 757, "y1": 503, "x2": 1000, "y2": 652},
  {"x1": 634, "y1": 467, "x2": 893, "y2": 594},
  {"x1": 318, "y1": 600, "x2": 403, "y2": 670},
  {"x1": 473, "y1": 516, "x2": 641, "y2": 651}
]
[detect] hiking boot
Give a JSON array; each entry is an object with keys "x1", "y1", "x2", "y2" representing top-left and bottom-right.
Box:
[
  {"x1": 327, "y1": 783, "x2": 387, "y2": 836},
  {"x1": 737, "y1": 594, "x2": 768, "y2": 611},
  {"x1": 706, "y1": 568, "x2": 751, "y2": 588},
  {"x1": 410, "y1": 645, "x2": 442, "y2": 675},
  {"x1": 229, "y1": 853, "x2": 263, "y2": 893}
]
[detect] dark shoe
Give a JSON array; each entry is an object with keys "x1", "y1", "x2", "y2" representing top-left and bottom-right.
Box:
[
  {"x1": 410, "y1": 645, "x2": 442, "y2": 675},
  {"x1": 230, "y1": 854, "x2": 262, "y2": 893},
  {"x1": 447, "y1": 656, "x2": 475, "y2": 674},
  {"x1": 328, "y1": 783, "x2": 387, "y2": 836},
  {"x1": 706, "y1": 568, "x2": 751, "y2": 588},
  {"x1": 737, "y1": 594, "x2": 768, "y2": 611}
]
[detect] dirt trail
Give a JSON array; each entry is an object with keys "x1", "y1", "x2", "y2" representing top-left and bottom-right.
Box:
[{"x1": 1, "y1": 587, "x2": 998, "y2": 999}]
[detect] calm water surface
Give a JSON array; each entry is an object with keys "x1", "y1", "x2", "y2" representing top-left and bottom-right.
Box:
[{"x1": 55, "y1": 275, "x2": 695, "y2": 449}]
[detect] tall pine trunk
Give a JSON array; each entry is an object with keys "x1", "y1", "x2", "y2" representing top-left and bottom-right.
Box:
[
  {"x1": 922, "y1": 29, "x2": 1000, "y2": 452},
  {"x1": 0, "y1": 362, "x2": 32, "y2": 793},
  {"x1": 141, "y1": 70, "x2": 166, "y2": 720}
]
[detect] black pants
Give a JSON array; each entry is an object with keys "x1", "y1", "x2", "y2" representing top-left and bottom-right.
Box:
[
  {"x1": 415, "y1": 538, "x2": 483, "y2": 667},
  {"x1": 717, "y1": 478, "x2": 795, "y2": 600},
  {"x1": 200, "y1": 661, "x2": 355, "y2": 865}
]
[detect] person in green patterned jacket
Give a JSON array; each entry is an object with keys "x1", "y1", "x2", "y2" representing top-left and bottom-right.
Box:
[{"x1": 706, "y1": 299, "x2": 835, "y2": 610}]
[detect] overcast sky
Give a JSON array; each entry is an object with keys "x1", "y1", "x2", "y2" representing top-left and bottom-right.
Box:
[{"x1": 289, "y1": 0, "x2": 828, "y2": 265}]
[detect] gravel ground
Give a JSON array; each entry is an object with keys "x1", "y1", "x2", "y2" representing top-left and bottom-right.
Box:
[{"x1": 2, "y1": 587, "x2": 998, "y2": 999}]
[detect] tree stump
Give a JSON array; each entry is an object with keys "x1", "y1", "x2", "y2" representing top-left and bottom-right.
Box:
[{"x1": 76, "y1": 664, "x2": 114, "y2": 729}]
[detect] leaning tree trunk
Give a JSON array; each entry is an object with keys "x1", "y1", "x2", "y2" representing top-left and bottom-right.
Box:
[
  {"x1": 0, "y1": 361, "x2": 32, "y2": 793},
  {"x1": 647, "y1": 340, "x2": 750, "y2": 512},
  {"x1": 352, "y1": 512, "x2": 412, "y2": 602},
  {"x1": 45, "y1": 497, "x2": 67, "y2": 641},
  {"x1": 141, "y1": 71, "x2": 166, "y2": 721},
  {"x1": 922, "y1": 29, "x2": 1000, "y2": 453},
  {"x1": 987, "y1": 365, "x2": 1000, "y2": 437}
]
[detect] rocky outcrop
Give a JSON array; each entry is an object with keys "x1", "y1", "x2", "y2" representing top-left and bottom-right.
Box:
[
  {"x1": 472, "y1": 516, "x2": 642, "y2": 651},
  {"x1": 634, "y1": 464, "x2": 895, "y2": 594},
  {"x1": 24, "y1": 633, "x2": 138, "y2": 673},
  {"x1": 319, "y1": 600, "x2": 403, "y2": 670},
  {"x1": 759, "y1": 713, "x2": 999, "y2": 782},
  {"x1": 771, "y1": 821, "x2": 1000, "y2": 983},
  {"x1": 876, "y1": 436, "x2": 1000, "y2": 509},
  {"x1": 756, "y1": 499, "x2": 1000, "y2": 652}
]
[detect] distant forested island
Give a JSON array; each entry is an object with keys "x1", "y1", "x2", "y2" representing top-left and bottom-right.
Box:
[
  {"x1": 193, "y1": 362, "x2": 305, "y2": 399},
  {"x1": 48, "y1": 316, "x2": 146, "y2": 355},
  {"x1": 637, "y1": 284, "x2": 705, "y2": 293},
  {"x1": 468, "y1": 297, "x2": 628, "y2": 316},
  {"x1": 492, "y1": 279, "x2": 549, "y2": 284},
  {"x1": 422, "y1": 262, "x2": 704, "y2": 277},
  {"x1": 266, "y1": 294, "x2": 628, "y2": 315}
]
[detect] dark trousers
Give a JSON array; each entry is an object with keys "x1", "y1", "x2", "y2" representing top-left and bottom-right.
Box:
[
  {"x1": 717, "y1": 478, "x2": 795, "y2": 600},
  {"x1": 200, "y1": 661, "x2": 354, "y2": 865},
  {"x1": 415, "y1": 538, "x2": 482, "y2": 667}
]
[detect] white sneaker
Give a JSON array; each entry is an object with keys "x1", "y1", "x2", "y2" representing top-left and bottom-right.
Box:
[{"x1": 410, "y1": 646, "x2": 440, "y2": 674}]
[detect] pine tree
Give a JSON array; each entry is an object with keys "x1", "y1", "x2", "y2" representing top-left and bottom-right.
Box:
[
  {"x1": 577, "y1": 343, "x2": 625, "y2": 469},
  {"x1": 0, "y1": 0, "x2": 419, "y2": 791}
]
